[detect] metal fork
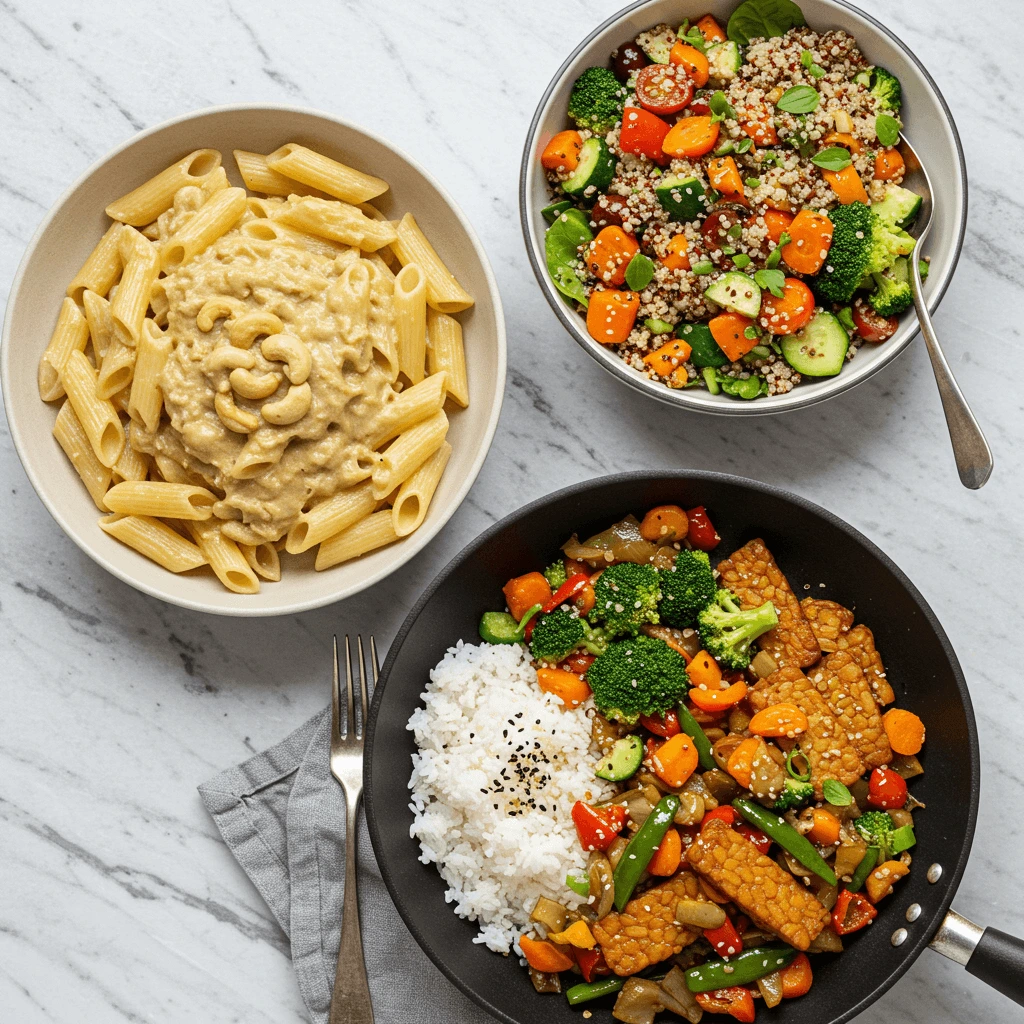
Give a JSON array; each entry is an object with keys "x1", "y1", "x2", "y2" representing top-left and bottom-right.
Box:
[{"x1": 328, "y1": 634, "x2": 378, "y2": 1024}]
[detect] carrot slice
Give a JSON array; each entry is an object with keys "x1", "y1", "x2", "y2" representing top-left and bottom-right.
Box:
[
  {"x1": 639, "y1": 505, "x2": 689, "y2": 543},
  {"x1": 586, "y1": 225, "x2": 639, "y2": 287},
  {"x1": 519, "y1": 935, "x2": 574, "y2": 973},
  {"x1": 763, "y1": 208, "x2": 794, "y2": 244},
  {"x1": 696, "y1": 13, "x2": 726, "y2": 42},
  {"x1": 669, "y1": 42, "x2": 709, "y2": 87},
  {"x1": 662, "y1": 116, "x2": 720, "y2": 159},
  {"x1": 822, "y1": 165, "x2": 870, "y2": 205},
  {"x1": 781, "y1": 209, "x2": 834, "y2": 275},
  {"x1": 748, "y1": 702, "x2": 809, "y2": 737},
  {"x1": 643, "y1": 338, "x2": 693, "y2": 377},
  {"x1": 823, "y1": 131, "x2": 863, "y2": 155},
  {"x1": 874, "y1": 147, "x2": 905, "y2": 181},
  {"x1": 757, "y1": 278, "x2": 815, "y2": 335},
  {"x1": 661, "y1": 234, "x2": 690, "y2": 271},
  {"x1": 648, "y1": 827, "x2": 683, "y2": 876},
  {"x1": 808, "y1": 808, "x2": 842, "y2": 846},
  {"x1": 653, "y1": 734, "x2": 699, "y2": 788},
  {"x1": 536, "y1": 668, "x2": 592, "y2": 709},
  {"x1": 540, "y1": 130, "x2": 583, "y2": 172},
  {"x1": 586, "y1": 289, "x2": 640, "y2": 345},
  {"x1": 780, "y1": 954, "x2": 813, "y2": 998},
  {"x1": 725, "y1": 736, "x2": 761, "y2": 788},
  {"x1": 502, "y1": 571, "x2": 551, "y2": 621},
  {"x1": 743, "y1": 118, "x2": 777, "y2": 147},
  {"x1": 882, "y1": 708, "x2": 926, "y2": 755},
  {"x1": 690, "y1": 678, "x2": 747, "y2": 713},
  {"x1": 708, "y1": 312, "x2": 758, "y2": 361},
  {"x1": 707, "y1": 156, "x2": 745, "y2": 200}
]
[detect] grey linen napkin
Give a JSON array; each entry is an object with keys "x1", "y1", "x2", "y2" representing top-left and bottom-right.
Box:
[{"x1": 198, "y1": 710, "x2": 493, "y2": 1024}]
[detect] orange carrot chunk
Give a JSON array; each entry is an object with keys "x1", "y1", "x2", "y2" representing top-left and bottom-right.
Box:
[
  {"x1": 690, "y1": 679, "x2": 748, "y2": 713},
  {"x1": 648, "y1": 827, "x2": 683, "y2": 876},
  {"x1": 669, "y1": 42, "x2": 710, "y2": 86},
  {"x1": 882, "y1": 708, "x2": 926, "y2": 755},
  {"x1": 781, "y1": 209, "x2": 834, "y2": 275},
  {"x1": 643, "y1": 338, "x2": 693, "y2": 377},
  {"x1": 707, "y1": 155, "x2": 745, "y2": 200},
  {"x1": 519, "y1": 935, "x2": 575, "y2": 973},
  {"x1": 502, "y1": 571, "x2": 551, "y2": 621},
  {"x1": 540, "y1": 130, "x2": 584, "y2": 172},
  {"x1": 763, "y1": 208, "x2": 794, "y2": 245},
  {"x1": 696, "y1": 13, "x2": 726, "y2": 42},
  {"x1": 661, "y1": 234, "x2": 691, "y2": 271},
  {"x1": 822, "y1": 165, "x2": 870, "y2": 205},
  {"x1": 874, "y1": 147, "x2": 905, "y2": 181},
  {"x1": 662, "y1": 116, "x2": 720, "y2": 159},
  {"x1": 757, "y1": 278, "x2": 815, "y2": 335},
  {"x1": 536, "y1": 667, "x2": 592, "y2": 709},
  {"x1": 725, "y1": 736, "x2": 761, "y2": 788},
  {"x1": 808, "y1": 808, "x2": 842, "y2": 846},
  {"x1": 652, "y1": 734, "x2": 699, "y2": 788},
  {"x1": 639, "y1": 505, "x2": 689, "y2": 543},
  {"x1": 709, "y1": 312, "x2": 758, "y2": 361},
  {"x1": 586, "y1": 226, "x2": 640, "y2": 287},
  {"x1": 587, "y1": 289, "x2": 640, "y2": 345}
]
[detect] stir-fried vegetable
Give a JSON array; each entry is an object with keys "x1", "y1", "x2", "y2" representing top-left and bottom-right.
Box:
[
  {"x1": 612, "y1": 794, "x2": 680, "y2": 910},
  {"x1": 733, "y1": 798, "x2": 838, "y2": 886},
  {"x1": 685, "y1": 945, "x2": 797, "y2": 992}
]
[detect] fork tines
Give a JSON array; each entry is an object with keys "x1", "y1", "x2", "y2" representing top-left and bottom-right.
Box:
[{"x1": 332, "y1": 634, "x2": 379, "y2": 741}]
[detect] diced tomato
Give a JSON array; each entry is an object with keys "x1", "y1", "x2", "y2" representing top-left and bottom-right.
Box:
[
  {"x1": 562, "y1": 651, "x2": 595, "y2": 676},
  {"x1": 704, "y1": 915, "x2": 743, "y2": 957},
  {"x1": 619, "y1": 106, "x2": 672, "y2": 163},
  {"x1": 735, "y1": 823, "x2": 773, "y2": 855},
  {"x1": 832, "y1": 888, "x2": 878, "y2": 935},
  {"x1": 634, "y1": 63, "x2": 694, "y2": 115},
  {"x1": 689, "y1": 89, "x2": 712, "y2": 116},
  {"x1": 640, "y1": 708, "x2": 681, "y2": 738},
  {"x1": 571, "y1": 800, "x2": 626, "y2": 852},
  {"x1": 852, "y1": 299, "x2": 900, "y2": 341},
  {"x1": 695, "y1": 987, "x2": 756, "y2": 1023},
  {"x1": 685, "y1": 505, "x2": 720, "y2": 551},
  {"x1": 575, "y1": 946, "x2": 611, "y2": 983},
  {"x1": 701, "y1": 207, "x2": 745, "y2": 261},
  {"x1": 701, "y1": 805, "x2": 741, "y2": 829},
  {"x1": 867, "y1": 767, "x2": 908, "y2": 809}
]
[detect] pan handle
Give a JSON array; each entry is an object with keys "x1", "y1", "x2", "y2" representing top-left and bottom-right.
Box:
[{"x1": 932, "y1": 910, "x2": 1024, "y2": 1006}]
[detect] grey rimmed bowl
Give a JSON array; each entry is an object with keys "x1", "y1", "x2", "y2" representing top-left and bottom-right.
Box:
[{"x1": 519, "y1": 0, "x2": 967, "y2": 415}]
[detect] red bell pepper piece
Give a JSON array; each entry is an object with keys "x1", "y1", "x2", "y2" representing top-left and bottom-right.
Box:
[
  {"x1": 542, "y1": 573, "x2": 590, "y2": 614},
  {"x1": 619, "y1": 106, "x2": 672, "y2": 163},
  {"x1": 780, "y1": 952, "x2": 813, "y2": 997},
  {"x1": 867, "y1": 766, "x2": 908, "y2": 810},
  {"x1": 571, "y1": 800, "x2": 626, "y2": 852},
  {"x1": 695, "y1": 987, "x2": 756, "y2": 1023},
  {"x1": 735, "y1": 823, "x2": 772, "y2": 855},
  {"x1": 686, "y1": 505, "x2": 721, "y2": 551},
  {"x1": 640, "y1": 708, "x2": 681, "y2": 738},
  {"x1": 701, "y1": 806, "x2": 741, "y2": 829},
  {"x1": 561, "y1": 650, "x2": 595, "y2": 676},
  {"x1": 832, "y1": 888, "x2": 878, "y2": 935},
  {"x1": 575, "y1": 946, "x2": 611, "y2": 983},
  {"x1": 704, "y1": 915, "x2": 743, "y2": 957}
]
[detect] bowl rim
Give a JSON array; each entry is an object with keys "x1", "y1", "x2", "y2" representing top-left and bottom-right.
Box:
[
  {"x1": 1, "y1": 102, "x2": 507, "y2": 617},
  {"x1": 365, "y1": 468, "x2": 980, "y2": 1024},
  {"x1": 518, "y1": 0, "x2": 968, "y2": 417}
]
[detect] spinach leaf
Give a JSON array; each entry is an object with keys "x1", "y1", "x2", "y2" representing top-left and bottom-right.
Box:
[
  {"x1": 545, "y1": 209, "x2": 592, "y2": 308},
  {"x1": 811, "y1": 146, "x2": 852, "y2": 171},
  {"x1": 776, "y1": 85, "x2": 820, "y2": 113},
  {"x1": 625, "y1": 252, "x2": 655, "y2": 291},
  {"x1": 728, "y1": 0, "x2": 806, "y2": 46}
]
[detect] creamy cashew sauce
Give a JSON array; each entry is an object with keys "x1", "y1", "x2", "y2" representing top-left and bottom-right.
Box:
[{"x1": 132, "y1": 227, "x2": 400, "y2": 545}]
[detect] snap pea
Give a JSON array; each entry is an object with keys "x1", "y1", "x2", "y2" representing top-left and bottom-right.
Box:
[
  {"x1": 848, "y1": 845, "x2": 880, "y2": 893},
  {"x1": 477, "y1": 603, "x2": 543, "y2": 645},
  {"x1": 565, "y1": 977, "x2": 625, "y2": 1005},
  {"x1": 612, "y1": 794, "x2": 680, "y2": 911},
  {"x1": 684, "y1": 945, "x2": 797, "y2": 993},
  {"x1": 677, "y1": 703, "x2": 716, "y2": 771},
  {"x1": 733, "y1": 797, "x2": 837, "y2": 886}
]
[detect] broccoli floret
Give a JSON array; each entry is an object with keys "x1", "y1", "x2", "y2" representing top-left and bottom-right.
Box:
[
  {"x1": 586, "y1": 635, "x2": 689, "y2": 724},
  {"x1": 543, "y1": 560, "x2": 568, "y2": 590},
  {"x1": 774, "y1": 779, "x2": 815, "y2": 812},
  {"x1": 866, "y1": 217, "x2": 915, "y2": 277},
  {"x1": 696, "y1": 589, "x2": 778, "y2": 670},
  {"x1": 870, "y1": 67, "x2": 902, "y2": 111},
  {"x1": 567, "y1": 67, "x2": 625, "y2": 134},
  {"x1": 530, "y1": 608, "x2": 607, "y2": 663},
  {"x1": 658, "y1": 550, "x2": 718, "y2": 628},
  {"x1": 854, "y1": 810, "x2": 896, "y2": 858},
  {"x1": 868, "y1": 257, "x2": 912, "y2": 316},
  {"x1": 590, "y1": 562, "x2": 661, "y2": 638}
]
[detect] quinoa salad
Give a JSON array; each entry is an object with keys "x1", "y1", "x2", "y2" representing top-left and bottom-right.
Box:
[
  {"x1": 409, "y1": 501, "x2": 927, "y2": 1022},
  {"x1": 539, "y1": 0, "x2": 928, "y2": 401}
]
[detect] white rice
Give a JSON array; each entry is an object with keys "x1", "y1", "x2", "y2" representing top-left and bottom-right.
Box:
[{"x1": 408, "y1": 641, "x2": 613, "y2": 953}]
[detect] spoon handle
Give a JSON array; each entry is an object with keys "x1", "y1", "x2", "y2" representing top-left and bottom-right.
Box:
[{"x1": 911, "y1": 258, "x2": 993, "y2": 489}]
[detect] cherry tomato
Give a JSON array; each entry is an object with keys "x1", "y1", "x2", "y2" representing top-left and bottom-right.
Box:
[
  {"x1": 640, "y1": 708, "x2": 681, "y2": 738},
  {"x1": 634, "y1": 63, "x2": 694, "y2": 115},
  {"x1": 689, "y1": 89, "x2": 712, "y2": 116},
  {"x1": 701, "y1": 207, "x2": 745, "y2": 262},
  {"x1": 852, "y1": 298, "x2": 899, "y2": 341},
  {"x1": 686, "y1": 505, "x2": 720, "y2": 551},
  {"x1": 867, "y1": 766, "x2": 908, "y2": 809},
  {"x1": 619, "y1": 106, "x2": 672, "y2": 163},
  {"x1": 612, "y1": 40, "x2": 649, "y2": 81},
  {"x1": 588, "y1": 194, "x2": 627, "y2": 232},
  {"x1": 736, "y1": 823, "x2": 772, "y2": 855}
]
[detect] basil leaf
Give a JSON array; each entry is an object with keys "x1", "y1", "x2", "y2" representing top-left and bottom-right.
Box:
[
  {"x1": 810, "y1": 146, "x2": 852, "y2": 171},
  {"x1": 876, "y1": 113, "x2": 900, "y2": 147},
  {"x1": 709, "y1": 91, "x2": 736, "y2": 125},
  {"x1": 837, "y1": 306, "x2": 856, "y2": 332},
  {"x1": 754, "y1": 267, "x2": 785, "y2": 297},
  {"x1": 683, "y1": 26, "x2": 709, "y2": 53},
  {"x1": 625, "y1": 252, "x2": 655, "y2": 291},
  {"x1": 822, "y1": 779, "x2": 853, "y2": 806},
  {"x1": 727, "y1": 0, "x2": 806, "y2": 46},
  {"x1": 776, "y1": 85, "x2": 819, "y2": 113},
  {"x1": 544, "y1": 210, "x2": 593, "y2": 308}
]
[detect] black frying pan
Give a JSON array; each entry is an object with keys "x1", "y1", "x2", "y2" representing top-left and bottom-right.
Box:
[{"x1": 364, "y1": 471, "x2": 1024, "y2": 1021}]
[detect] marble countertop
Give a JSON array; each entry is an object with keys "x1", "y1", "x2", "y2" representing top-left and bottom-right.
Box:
[{"x1": 2, "y1": 0, "x2": 1021, "y2": 1020}]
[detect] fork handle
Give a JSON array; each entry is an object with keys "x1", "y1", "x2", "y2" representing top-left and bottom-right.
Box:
[
  {"x1": 911, "y1": 259, "x2": 993, "y2": 489},
  {"x1": 328, "y1": 786, "x2": 374, "y2": 1024}
]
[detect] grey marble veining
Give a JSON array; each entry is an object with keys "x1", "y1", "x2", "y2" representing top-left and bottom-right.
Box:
[{"x1": 1, "y1": 0, "x2": 1022, "y2": 1020}]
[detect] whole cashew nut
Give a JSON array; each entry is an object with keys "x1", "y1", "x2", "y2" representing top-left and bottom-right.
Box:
[
  {"x1": 215, "y1": 392, "x2": 259, "y2": 433},
  {"x1": 229, "y1": 311, "x2": 283, "y2": 349},
  {"x1": 205, "y1": 346, "x2": 255, "y2": 373},
  {"x1": 262, "y1": 383, "x2": 311, "y2": 425},
  {"x1": 230, "y1": 368, "x2": 282, "y2": 400},
  {"x1": 260, "y1": 333, "x2": 311, "y2": 385},
  {"x1": 197, "y1": 297, "x2": 247, "y2": 333}
]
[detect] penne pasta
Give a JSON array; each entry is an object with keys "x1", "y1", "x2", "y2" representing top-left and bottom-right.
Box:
[
  {"x1": 128, "y1": 320, "x2": 172, "y2": 432},
  {"x1": 315, "y1": 509, "x2": 398, "y2": 570},
  {"x1": 240, "y1": 542, "x2": 281, "y2": 582},
  {"x1": 285, "y1": 479, "x2": 376, "y2": 554},
  {"x1": 371, "y1": 409, "x2": 448, "y2": 500},
  {"x1": 38, "y1": 297, "x2": 89, "y2": 402},
  {"x1": 392, "y1": 441, "x2": 452, "y2": 537},
  {"x1": 233, "y1": 149, "x2": 322, "y2": 198},
  {"x1": 200, "y1": 165, "x2": 230, "y2": 197},
  {"x1": 394, "y1": 263, "x2": 427, "y2": 385},
  {"x1": 111, "y1": 228, "x2": 159, "y2": 346},
  {"x1": 112, "y1": 438, "x2": 149, "y2": 483},
  {"x1": 96, "y1": 337, "x2": 136, "y2": 399},
  {"x1": 53, "y1": 401, "x2": 112, "y2": 510},
  {"x1": 82, "y1": 289, "x2": 116, "y2": 367},
  {"x1": 161, "y1": 186, "x2": 247, "y2": 271},
  {"x1": 105, "y1": 149, "x2": 222, "y2": 225},
  {"x1": 185, "y1": 520, "x2": 261, "y2": 594},
  {"x1": 265, "y1": 143, "x2": 388, "y2": 204},
  {"x1": 240, "y1": 217, "x2": 350, "y2": 260},
  {"x1": 103, "y1": 480, "x2": 217, "y2": 520},
  {"x1": 100, "y1": 513, "x2": 207, "y2": 573},
  {"x1": 369, "y1": 372, "x2": 448, "y2": 449},
  {"x1": 427, "y1": 307, "x2": 470, "y2": 408},
  {"x1": 67, "y1": 222, "x2": 123, "y2": 303},
  {"x1": 60, "y1": 350, "x2": 125, "y2": 468},
  {"x1": 391, "y1": 213, "x2": 474, "y2": 313},
  {"x1": 275, "y1": 197, "x2": 397, "y2": 251}
]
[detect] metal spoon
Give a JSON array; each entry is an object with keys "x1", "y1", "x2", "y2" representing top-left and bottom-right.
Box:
[{"x1": 898, "y1": 137, "x2": 993, "y2": 489}]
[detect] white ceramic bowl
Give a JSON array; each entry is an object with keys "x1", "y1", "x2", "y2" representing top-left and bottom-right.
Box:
[
  {"x1": 520, "y1": 0, "x2": 966, "y2": 415},
  {"x1": 2, "y1": 105, "x2": 506, "y2": 615}
]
